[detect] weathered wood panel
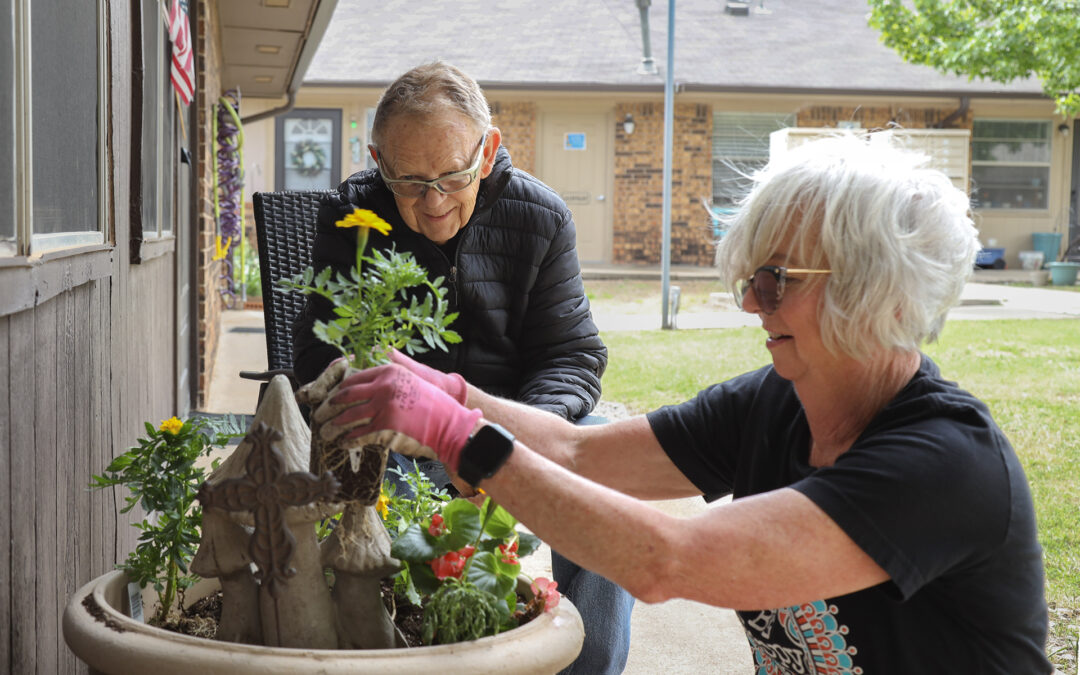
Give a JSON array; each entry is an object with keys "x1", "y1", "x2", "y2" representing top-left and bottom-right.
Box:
[
  {"x1": 33, "y1": 297, "x2": 59, "y2": 674},
  {"x1": 9, "y1": 307, "x2": 36, "y2": 673},
  {"x1": 0, "y1": 315, "x2": 10, "y2": 672}
]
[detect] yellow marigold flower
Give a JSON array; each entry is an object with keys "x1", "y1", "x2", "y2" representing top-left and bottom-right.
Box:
[
  {"x1": 336, "y1": 208, "x2": 392, "y2": 236},
  {"x1": 159, "y1": 416, "x2": 184, "y2": 435},
  {"x1": 375, "y1": 492, "x2": 390, "y2": 519}
]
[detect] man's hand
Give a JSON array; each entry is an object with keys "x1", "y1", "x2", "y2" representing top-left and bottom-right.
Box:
[
  {"x1": 389, "y1": 348, "x2": 468, "y2": 405},
  {"x1": 309, "y1": 363, "x2": 481, "y2": 472}
]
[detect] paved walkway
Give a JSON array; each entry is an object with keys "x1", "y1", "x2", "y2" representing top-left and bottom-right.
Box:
[{"x1": 202, "y1": 272, "x2": 1078, "y2": 675}]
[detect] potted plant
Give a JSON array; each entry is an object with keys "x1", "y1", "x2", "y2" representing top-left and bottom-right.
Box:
[
  {"x1": 63, "y1": 209, "x2": 584, "y2": 673},
  {"x1": 1045, "y1": 232, "x2": 1080, "y2": 286}
]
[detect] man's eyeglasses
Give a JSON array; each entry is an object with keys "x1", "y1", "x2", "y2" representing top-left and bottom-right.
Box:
[
  {"x1": 736, "y1": 265, "x2": 831, "y2": 315},
  {"x1": 377, "y1": 134, "x2": 487, "y2": 199}
]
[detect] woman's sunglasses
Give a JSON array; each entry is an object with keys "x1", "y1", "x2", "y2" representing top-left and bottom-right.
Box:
[{"x1": 736, "y1": 265, "x2": 831, "y2": 315}]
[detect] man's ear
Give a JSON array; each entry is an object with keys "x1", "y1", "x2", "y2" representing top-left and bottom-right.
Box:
[
  {"x1": 480, "y1": 127, "x2": 502, "y2": 179},
  {"x1": 368, "y1": 144, "x2": 379, "y2": 165}
]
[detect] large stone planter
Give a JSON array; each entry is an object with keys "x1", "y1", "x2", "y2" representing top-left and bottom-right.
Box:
[{"x1": 63, "y1": 570, "x2": 584, "y2": 675}]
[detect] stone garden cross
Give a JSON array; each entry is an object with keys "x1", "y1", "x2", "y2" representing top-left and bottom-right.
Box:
[{"x1": 197, "y1": 422, "x2": 341, "y2": 598}]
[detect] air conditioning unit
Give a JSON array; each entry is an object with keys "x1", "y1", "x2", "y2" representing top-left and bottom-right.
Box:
[{"x1": 769, "y1": 127, "x2": 971, "y2": 193}]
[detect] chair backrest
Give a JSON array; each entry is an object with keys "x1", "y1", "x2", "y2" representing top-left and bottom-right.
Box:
[{"x1": 252, "y1": 190, "x2": 335, "y2": 372}]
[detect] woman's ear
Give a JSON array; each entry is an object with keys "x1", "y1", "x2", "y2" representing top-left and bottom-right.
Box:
[{"x1": 480, "y1": 127, "x2": 502, "y2": 179}]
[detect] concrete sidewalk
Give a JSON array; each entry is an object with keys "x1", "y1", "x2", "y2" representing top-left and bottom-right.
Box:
[
  {"x1": 592, "y1": 280, "x2": 1080, "y2": 332},
  {"x1": 202, "y1": 274, "x2": 1077, "y2": 674}
]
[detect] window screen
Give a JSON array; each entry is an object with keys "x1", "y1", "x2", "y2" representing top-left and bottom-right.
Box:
[
  {"x1": 31, "y1": 0, "x2": 100, "y2": 239},
  {"x1": 712, "y1": 112, "x2": 793, "y2": 208},
  {"x1": 971, "y1": 119, "x2": 1051, "y2": 210}
]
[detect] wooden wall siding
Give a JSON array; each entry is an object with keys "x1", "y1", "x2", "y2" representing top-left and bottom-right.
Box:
[
  {"x1": 796, "y1": 105, "x2": 974, "y2": 130},
  {"x1": 3, "y1": 270, "x2": 179, "y2": 673}
]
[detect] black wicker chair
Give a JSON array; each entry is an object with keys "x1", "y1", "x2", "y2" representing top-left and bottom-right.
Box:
[{"x1": 239, "y1": 190, "x2": 335, "y2": 401}]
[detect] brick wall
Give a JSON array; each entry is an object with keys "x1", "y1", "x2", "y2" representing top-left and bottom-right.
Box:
[
  {"x1": 490, "y1": 101, "x2": 536, "y2": 175},
  {"x1": 194, "y1": 0, "x2": 226, "y2": 409},
  {"x1": 613, "y1": 102, "x2": 715, "y2": 265}
]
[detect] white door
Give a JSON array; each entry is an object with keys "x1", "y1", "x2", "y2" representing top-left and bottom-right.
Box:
[{"x1": 539, "y1": 112, "x2": 609, "y2": 262}]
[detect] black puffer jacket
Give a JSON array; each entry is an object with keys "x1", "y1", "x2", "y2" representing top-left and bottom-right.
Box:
[{"x1": 293, "y1": 146, "x2": 607, "y2": 421}]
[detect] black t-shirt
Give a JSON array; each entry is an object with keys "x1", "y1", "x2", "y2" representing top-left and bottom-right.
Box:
[{"x1": 646, "y1": 355, "x2": 1051, "y2": 674}]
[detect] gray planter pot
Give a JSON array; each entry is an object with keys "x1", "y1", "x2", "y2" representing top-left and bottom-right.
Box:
[{"x1": 63, "y1": 570, "x2": 584, "y2": 675}]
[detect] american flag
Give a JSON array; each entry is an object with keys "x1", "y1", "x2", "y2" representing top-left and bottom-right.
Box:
[{"x1": 167, "y1": 0, "x2": 194, "y2": 105}]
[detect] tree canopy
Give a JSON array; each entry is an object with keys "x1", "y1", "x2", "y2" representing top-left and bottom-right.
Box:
[{"x1": 867, "y1": 0, "x2": 1080, "y2": 117}]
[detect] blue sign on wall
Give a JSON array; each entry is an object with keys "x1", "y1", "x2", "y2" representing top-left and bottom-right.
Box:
[{"x1": 564, "y1": 132, "x2": 587, "y2": 150}]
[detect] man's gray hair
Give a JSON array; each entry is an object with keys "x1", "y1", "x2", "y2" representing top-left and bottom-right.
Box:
[
  {"x1": 370, "y1": 61, "x2": 491, "y2": 149},
  {"x1": 716, "y1": 132, "x2": 980, "y2": 358}
]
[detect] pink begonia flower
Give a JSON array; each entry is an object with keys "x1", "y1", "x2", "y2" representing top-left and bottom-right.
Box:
[
  {"x1": 428, "y1": 513, "x2": 446, "y2": 537},
  {"x1": 531, "y1": 577, "x2": 560, "y2": 611}
]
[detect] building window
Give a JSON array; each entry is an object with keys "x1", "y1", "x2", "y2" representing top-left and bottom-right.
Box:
[
  {"x1": 137, "y1": 0, "x2": 177, "y2": 243},
  {"x1": 276, "y1": 109, "x2": 342, "y2": 190},
  {"x1": 2, "y1": 0, "x2": 107, "y2": 257},
  {"x1": 972, "y1": 119, "x2": 1051, "y2": 210},
  {"x1": 711, "y1": 112, "x2": 793, "y2": 209}
]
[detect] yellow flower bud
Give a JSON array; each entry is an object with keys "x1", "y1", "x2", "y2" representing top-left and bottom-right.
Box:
[{"x1": 159, "y1": 416, "x2": 184, "y2": 435}]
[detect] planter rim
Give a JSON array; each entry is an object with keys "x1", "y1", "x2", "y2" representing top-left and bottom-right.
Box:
[{"x1": 64, "y1": 570, "x2": 583, "y2": 675}]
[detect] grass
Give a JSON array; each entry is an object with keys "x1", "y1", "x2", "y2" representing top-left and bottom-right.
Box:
[{"x1": 596, "y1": 317, "x2": 1079, "y2": 669}]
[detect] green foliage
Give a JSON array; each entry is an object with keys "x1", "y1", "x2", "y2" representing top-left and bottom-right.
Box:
[
  {"x1": 278, "y1": 246, "x2": 461, "y2": 369},
  {"x1": 233, "y1": 247, "x2": 261, "y2": 298},
  {"x1": 421, "y1": 579, "x2": 505, "y2": 645},
  {"x1": 383, "y1": 464, "x2": 540, "y2": 644},
  {"x1": 868, "y1": 0, "x2": 1080, "y2": 117},
  {"x1": 89, "y1": 415, "x2": 246, "y2": 622}
]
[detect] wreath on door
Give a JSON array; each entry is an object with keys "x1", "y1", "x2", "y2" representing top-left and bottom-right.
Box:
[{"x1": 290, "y1": 140, "x2": 327, "y2": 177}]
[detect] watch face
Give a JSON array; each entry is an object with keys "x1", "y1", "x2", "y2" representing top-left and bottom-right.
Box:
[{"x1": 458, "y1": 423, "x2": 515, "y2": 486}]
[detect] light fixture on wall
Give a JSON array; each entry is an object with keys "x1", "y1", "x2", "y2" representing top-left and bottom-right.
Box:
[
  {"x1": 623, "y1": 113, "x2": 636, "y2": 136},
  {"x1": 1058, "y1": 123, "x2": 1071, "y2": 137}
]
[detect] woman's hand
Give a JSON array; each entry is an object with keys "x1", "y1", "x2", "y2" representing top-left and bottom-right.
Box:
[
  {"x1": 388, "y1": 348, "x2": 468, "y2": 404},
  {"x1": 309, "y1": 363, "x2": 481, "y2": 471}
]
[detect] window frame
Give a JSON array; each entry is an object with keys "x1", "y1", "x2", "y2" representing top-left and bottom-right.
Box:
[
  {"x1": 0, "y1": 0, "x2": 112, "y2": 316},
  {"x1": 971, "y1": 118, "x2": 1052, "y2": 212},
  {"x1": 130, "y1": 0, "x2": 178, "y2": 263}
]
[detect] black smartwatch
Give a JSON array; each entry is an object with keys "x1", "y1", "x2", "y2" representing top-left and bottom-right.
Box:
[{"x1": 457, "y1": 422, "x2": 515, "y2": 487}]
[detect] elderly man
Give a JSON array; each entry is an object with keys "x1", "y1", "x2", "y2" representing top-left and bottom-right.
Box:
[{"x1": 292, "y1": 61, "x2": 633, "y2": 674}]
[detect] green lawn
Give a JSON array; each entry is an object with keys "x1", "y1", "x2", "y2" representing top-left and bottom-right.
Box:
[{"x1": 600, "y1": 319, "x2": 1080, "y2": 647}]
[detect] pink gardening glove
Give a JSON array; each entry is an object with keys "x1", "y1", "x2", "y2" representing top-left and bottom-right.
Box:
[
  {"x1": 310, "y1": 363, "x2": 480, "y2": 472},
  {"x1": 388, "y1": 348, "x2": 468, "y2": 405}
]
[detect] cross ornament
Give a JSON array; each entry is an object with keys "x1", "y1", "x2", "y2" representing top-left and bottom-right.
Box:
[{"x1": 197, "y1": 422, "x2": 341, "y2": 598}]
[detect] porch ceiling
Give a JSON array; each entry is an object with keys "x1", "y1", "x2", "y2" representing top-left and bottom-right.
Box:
[{"x1": 217, "y1": 0, "x2": 338, "y2": 99}]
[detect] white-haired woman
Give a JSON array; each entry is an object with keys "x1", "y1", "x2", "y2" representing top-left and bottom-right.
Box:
[{"x1": 313, "y1": 134, "x2": 1052, "y2": 673}]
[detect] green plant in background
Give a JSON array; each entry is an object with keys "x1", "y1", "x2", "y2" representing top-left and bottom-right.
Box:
[
  {"x1": 89, "y1": 415, "x2": 245, "y2": 623},
  {"x1": 278, "y1": 208, "x2": 460, "y2": 369},
  {"x1": 233, "y1": 247, "x2": 261, "y2": 298},
  {"x1": 379, "y1": 462, "x2": 547, "y2": 645}
]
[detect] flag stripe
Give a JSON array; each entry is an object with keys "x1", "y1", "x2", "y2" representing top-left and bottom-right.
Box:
[{"x1": 167, "y1": 0, "x2": 194, "y2": 105}]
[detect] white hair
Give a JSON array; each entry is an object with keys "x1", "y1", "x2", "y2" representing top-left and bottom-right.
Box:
[
  {"x1": 716, "y1": 132, "x2": 980, "y2": 358},
  {"x1": 370, "y1": 61, "x2": 491, "y2": 149}
]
